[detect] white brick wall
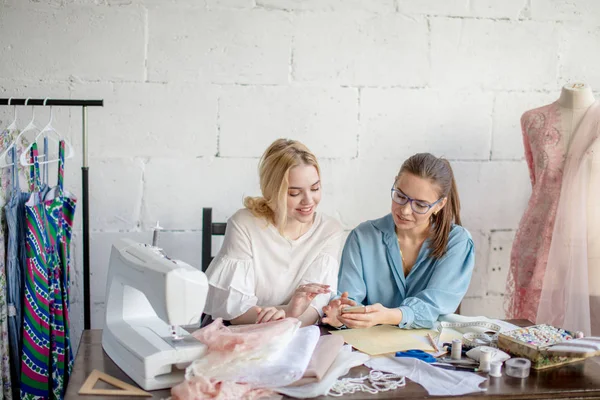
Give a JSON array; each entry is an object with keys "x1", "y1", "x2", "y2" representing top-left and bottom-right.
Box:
[
  {"x1": 431, "y1": 18, "x2": 560, "y2": 90},
  {"x1": 0, "y1": 5, "x2": 146, "y2": 81},
  {"x1": 360, "y1": 89, "x2": 493, "y2": 160},
  {"x1": 219, "y1": 85, "x2": 358, "y2": 157},
  {"x1": 293, "y1": 13, "x2": 429, "y2": 86},
  {"x1": 1, "y1": 0, "x2": 599, "y2": 352},
  {"x1": 531, "y1": 0, "x2": 600, "y2": 21},
  {"x1": 147, "y1": 8, "x2": 292, "y2": 84},
  {"x1": 70, "y1": 82, "x2": 219, "y2": 158},
  {"x1": 492, "y1": 92, "x2": 557, "y2": 159},
  {"x1": 398, "y1": 0, "x2": 531, "y2": 19}
]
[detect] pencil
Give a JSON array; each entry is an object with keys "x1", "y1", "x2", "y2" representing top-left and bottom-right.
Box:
[{"x1": 427, "y1": 333, "x2": 440, "y2": 352}]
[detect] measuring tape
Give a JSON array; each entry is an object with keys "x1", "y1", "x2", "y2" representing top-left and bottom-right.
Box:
[{"x1": 436, "y1": 321, "x2": 503, "y2": 348}]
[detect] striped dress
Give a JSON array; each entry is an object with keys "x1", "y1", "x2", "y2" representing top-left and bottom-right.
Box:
[{"x1": 20, "y1": 142, "x2": 74, "y2": 400}]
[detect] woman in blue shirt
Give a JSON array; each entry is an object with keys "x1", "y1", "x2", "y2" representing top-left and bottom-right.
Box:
[{"x1": 323, "y1": 153, "x2": 474, "y2": 329}]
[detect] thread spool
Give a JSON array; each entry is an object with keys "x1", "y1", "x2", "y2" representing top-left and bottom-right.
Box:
[
  {"x1": 489, "y1": 361, "x2": 503, "y2": 377},
  {"x1": 479, "y1": 347, "x2": 492, "y2": 372},
  {"x1": 505, "y1": 358, "x2": 531, "y2": 378},
  {"x1": 451, "y1": 339, "x2": 462, "y2": 360},
  {"x1": 152, "y1": 221, "x2": 163, "y2": 247}
]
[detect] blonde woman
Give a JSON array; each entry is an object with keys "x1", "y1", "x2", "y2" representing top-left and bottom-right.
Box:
[{"x1": 204, "y1": 139, "x2": 344, "y2": 326}]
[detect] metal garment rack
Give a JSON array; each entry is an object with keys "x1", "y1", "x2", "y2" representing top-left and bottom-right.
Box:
[{"x1": 0, "y1": 97, "x2": 104, "y2": 330}]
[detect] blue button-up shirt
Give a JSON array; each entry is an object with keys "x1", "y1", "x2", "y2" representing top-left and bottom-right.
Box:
[{"x1": 338, "y1": 213, "x2": 475, "y2": 329}]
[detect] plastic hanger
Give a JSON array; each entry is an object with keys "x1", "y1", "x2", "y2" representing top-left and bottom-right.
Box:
[
  {"x1": 0, "y1": 98, "x2": 19, "y2": 168},
  {"x1": 6, "y1": 97, "x2": 18, "y2": 131},
  {"x1": 0, "y1": 97, "x2": 37, "y2": 169},
  {"x1": 20, "y1": 98, "x2": 75, "y2": 166}
]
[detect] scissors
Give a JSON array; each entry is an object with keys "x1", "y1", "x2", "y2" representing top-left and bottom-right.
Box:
[{"x1": 395, "y1": 349, "x2": 436, "y2": 363}]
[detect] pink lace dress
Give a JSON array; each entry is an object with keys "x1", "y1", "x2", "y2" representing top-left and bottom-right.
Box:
[{"x1": 505, "y1": 102, "x2": 565, "y2": 322}]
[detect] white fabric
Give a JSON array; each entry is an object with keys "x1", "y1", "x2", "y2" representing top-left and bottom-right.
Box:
[
  {"x1": 366, "y1": 356, "x2": 488, "y2": 396},
  {"x1": 275, "y1": 345, "x2": 370, "y2": 398},
  {"x1": 187, "y1": 320, "x2": 300, "y2": 382},
  {"x1": 188, "y1": 326, "x2": 320, "y2": 388},
  {"x1": 205, "y1": 209, "x2": 344, "y2": 320}
]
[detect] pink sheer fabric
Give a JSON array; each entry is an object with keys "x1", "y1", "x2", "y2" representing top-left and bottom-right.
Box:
[
  {"x1": 171, "y1": 318, "x2": 299, "y2": 400},
  {"x1": 537, "y1": 101, "x2": 600, "y2": 335},
  {"x1": 506, "y1": 102, "x2": 564, "y2": 322},
  {"x1": 192, "y1": 317, "x2": 299, "y2": 353},
  {"x1": 171, "y1": 376, "x2": 275, "y2": 400}
]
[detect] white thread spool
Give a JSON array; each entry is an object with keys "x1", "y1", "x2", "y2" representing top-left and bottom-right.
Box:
[
  {"x1": 489, "y1": 361, "x2": 503, "y2": 377},
  {"x1": 152, "y1": 221, "x2": 163, "y2": 247},
  {"x1": 451, "y1": 339, "x2": 462, "y2": 360},
  {"x1": 479, "y1": 347, "x2": 492, "y2": 372}
]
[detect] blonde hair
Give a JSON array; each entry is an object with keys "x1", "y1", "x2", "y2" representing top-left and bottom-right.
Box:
[
  {"x1": 244, "y1": 139, "x2": 321, "y2": 233},
  {"x1": 397, "y1": 153, "x2": 462, "y2": 259}
]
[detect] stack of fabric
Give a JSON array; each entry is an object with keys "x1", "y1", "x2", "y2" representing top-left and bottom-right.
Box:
[{"x1": 171, "y1": 318, "x2": 369, "y2": 399}]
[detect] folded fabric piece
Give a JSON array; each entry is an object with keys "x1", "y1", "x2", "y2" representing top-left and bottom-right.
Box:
[
  {"x1": 366, "y1": 356, "x2": 487, "y2": 396},
  {"x1": 172, "y1": 318, "x2": 301, "y2": 400},
  {"x1": 275, "y1": 345, "x2": 370, "y2": 399},
  {"x1": 228, "y1": 325, "x2": 321, "y2": 388},
  {"x1": 171, "y1": 375, "x2": 276, "y2": 400},
  {"x1": 187, "y1": 320, "x2": 319, "y2": 387},
  {"x1": 288, "y1": 334, "x2": 345, "y2": 387},
  {"x1": 187, "y1": 317, "x2": 301, "y2": 381},
  {"x1": 466, "y1": 346, "x2": 511, "y2": 363}
]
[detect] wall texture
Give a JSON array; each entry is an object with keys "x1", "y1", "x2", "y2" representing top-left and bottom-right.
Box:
[{"x1": 1, "y1": 0, "x2": 599, "y2": 351}]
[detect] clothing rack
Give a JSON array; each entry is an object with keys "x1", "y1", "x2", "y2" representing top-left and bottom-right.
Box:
[{"x1": 0, "y1": 97, "x2": 104, "y2": 330}]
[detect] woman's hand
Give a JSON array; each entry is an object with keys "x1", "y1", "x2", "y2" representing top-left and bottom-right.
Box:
[
  {"x1": 255, "y1": 306, "x2": 285, "y2": 323},
  {"x1": 337, "y1": 303, "x2": 402, "y2": 329},
  {"x1": 322, "y1": 292, "x2": 356, "y2": 328},
  {"x1": 287, "y1": 283, "x2": 331, "y2": 318}
]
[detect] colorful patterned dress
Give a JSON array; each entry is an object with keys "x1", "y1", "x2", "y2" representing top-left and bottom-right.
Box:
[
  {"x1": 42, "y1": 141, "x2": 74, "y2": 398},
  {"x1": 20, "y1": 141, "x2": 74, "y2": 400}
]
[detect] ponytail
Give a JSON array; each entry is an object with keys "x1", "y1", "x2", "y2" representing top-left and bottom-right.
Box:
[{"x1": 399, "y1": 154, "x2": 462, "y2": 259}]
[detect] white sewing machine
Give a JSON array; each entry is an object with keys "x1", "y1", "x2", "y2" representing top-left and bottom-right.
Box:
[{"x1": 102, "y1": 238, "x2": 209, "y2": 390}]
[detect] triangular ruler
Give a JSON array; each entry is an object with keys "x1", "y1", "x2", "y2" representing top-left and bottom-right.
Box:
[{"x1": 78, "y1": 369, "x2": 152, "y2": 397}]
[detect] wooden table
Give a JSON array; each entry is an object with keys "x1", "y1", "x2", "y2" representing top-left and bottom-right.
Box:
[{"x1": 65, "y1": 323, "x2": 600, "y2": 400}]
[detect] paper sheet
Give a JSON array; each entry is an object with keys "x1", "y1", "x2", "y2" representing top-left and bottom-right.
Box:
[{"x1": 329, "y1": 325, "x2": 438, "y2": 356}]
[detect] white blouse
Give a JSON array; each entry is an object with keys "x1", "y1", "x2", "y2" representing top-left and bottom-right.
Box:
[{"x1": 204, "y1": 208, "x2": 344, "y2": 320}]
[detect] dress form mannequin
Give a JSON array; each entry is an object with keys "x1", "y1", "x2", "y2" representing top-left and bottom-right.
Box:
[
  {"x1": 506, "y1": 83, "x2": 600, "y2": 334},
  {"x1": 557, "y1": 84, "x2": 599, "y2": 334}
]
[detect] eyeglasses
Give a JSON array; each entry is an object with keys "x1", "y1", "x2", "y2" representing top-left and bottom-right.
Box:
[{"x1": 390, "y1": 188, "x2": 443, "y2": 214}]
